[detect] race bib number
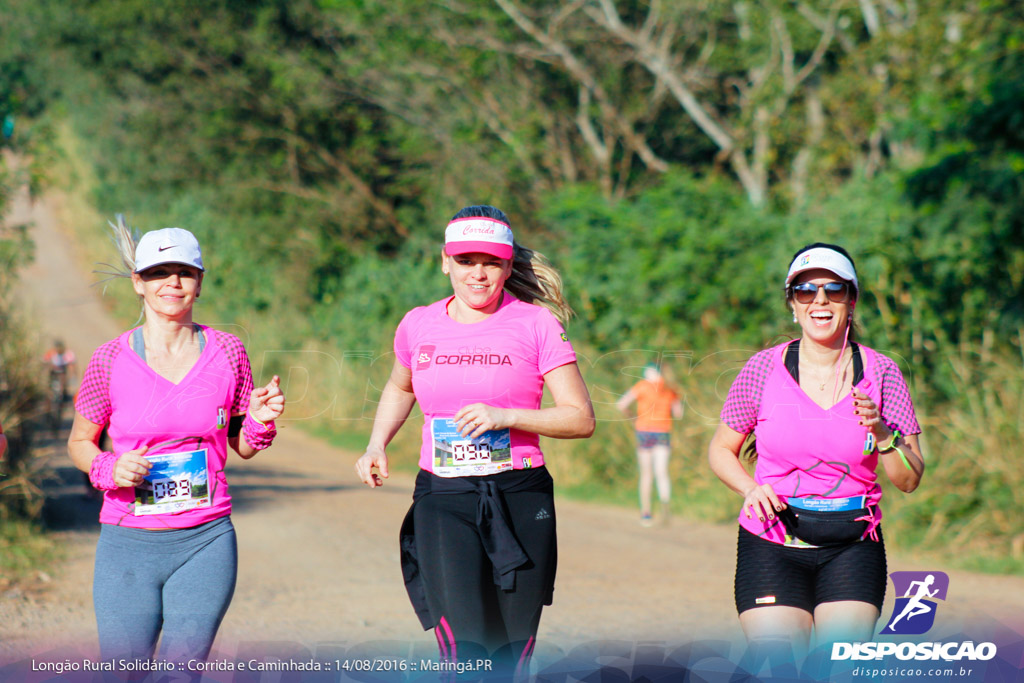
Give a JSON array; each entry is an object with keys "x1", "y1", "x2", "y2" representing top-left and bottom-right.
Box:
[
  {"x1": 133, "y1": 448, "x2": 211, "y2": 516},
  {"x1": 430, "y1": 418, "x2": 512, "y2": 477}
]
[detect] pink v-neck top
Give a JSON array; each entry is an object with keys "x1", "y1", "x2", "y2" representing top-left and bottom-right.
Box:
[
  {"x1": 394, "y1": 294, "x2": 577, "y2": 472},
  {"x1": 721, "y1": 341, "x2": 921, "y2": 544},
  {"x1": 75, "y1": 325, "x2": 254, "y2": 528}
]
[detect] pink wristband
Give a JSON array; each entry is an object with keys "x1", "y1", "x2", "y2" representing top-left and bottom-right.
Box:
[
  {"x1": 89, "y1": 451, "x2": 120, "y2": 491},
  {"x1": 242, "y1": 411, "x2": 277, "y2": 451}
]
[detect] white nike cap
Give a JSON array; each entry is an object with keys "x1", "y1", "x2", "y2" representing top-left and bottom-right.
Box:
[{"x1": 134, "y1": 228, "x2": 204, "y2": 273}]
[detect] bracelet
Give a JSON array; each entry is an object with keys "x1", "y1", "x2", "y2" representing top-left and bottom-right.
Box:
[
  {"x1": 878, "y1": 429, "x2": 902, "y2": 453},
  {"x1": 89, "y1": 451, "x2": 120, "y2": 490},
  {"x1": 242, "y1": 411, "x2": 277, "y2": 451},
  {"x1": 878, "y1": 429, "x2": 914, "y2": 472}
]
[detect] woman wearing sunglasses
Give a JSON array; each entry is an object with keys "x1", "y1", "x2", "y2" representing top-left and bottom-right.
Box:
[{"x1": 708, "y1": 242, "x2": 925, "y2": 659}]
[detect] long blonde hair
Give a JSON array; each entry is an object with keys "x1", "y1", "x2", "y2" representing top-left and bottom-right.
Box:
[
  {"x1": 94, "y1": 213, "x2": 139, "y2": 287},
  {"x1": 94, "y1": 214, "x2": 147, "y2": 324},
  {"x1": 450, "y1": 205, "x2": 575, "y2": 324}
]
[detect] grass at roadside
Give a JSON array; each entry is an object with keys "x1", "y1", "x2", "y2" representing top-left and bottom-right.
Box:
[{"x1": 0, "y1": 519, "x2": 59, "y2": 588}]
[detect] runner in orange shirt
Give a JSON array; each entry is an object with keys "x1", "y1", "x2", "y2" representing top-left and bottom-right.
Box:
[{"x1": 617, "y1": 363, "x2": 682, "y2": 526}]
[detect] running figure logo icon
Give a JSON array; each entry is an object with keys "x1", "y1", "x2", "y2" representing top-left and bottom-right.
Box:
[
  {"x1": 417, "y1": 345, "x2": 436, "y2": 371},
  {"x1": 880, "y1": 571, "x2": 950, "y2": 635}
]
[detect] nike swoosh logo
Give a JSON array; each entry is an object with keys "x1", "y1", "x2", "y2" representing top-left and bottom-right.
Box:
[{"x1": 158, "y1": 245, "x2": 175, "y2": 251}]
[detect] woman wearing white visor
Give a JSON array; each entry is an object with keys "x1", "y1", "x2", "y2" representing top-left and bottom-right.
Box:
[{"x1": 709, "y1": 243, "x2": 925, "y2": 657}]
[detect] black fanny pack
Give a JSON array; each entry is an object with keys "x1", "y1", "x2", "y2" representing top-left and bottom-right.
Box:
[{"x1": 777, "y1": 506, "x2": 870, "y2": 547}]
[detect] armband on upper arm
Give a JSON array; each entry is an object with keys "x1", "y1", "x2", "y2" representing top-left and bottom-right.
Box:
[{"x1": 228, "y1": 413, "x2": 244, "y2": 438}]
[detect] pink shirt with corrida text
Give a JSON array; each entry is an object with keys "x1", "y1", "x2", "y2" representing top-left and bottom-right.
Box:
[
  {"x1": 720, "y1": 341, "x2": 921, "y2": 545},
  {"x1": 75, "y1": 326, "x2": 253, "y2": 528},
  {"x1": 394, "y1": 294, "x2": 577, "y2": 474}
]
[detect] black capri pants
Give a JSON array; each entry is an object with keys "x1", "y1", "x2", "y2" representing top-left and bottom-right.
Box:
[
  {"x1": 734, "y1": 526, "x2": 887, "y2": 614},
  {"x1": 410, "y1": 468, "x2": 556, "y2": 665}
]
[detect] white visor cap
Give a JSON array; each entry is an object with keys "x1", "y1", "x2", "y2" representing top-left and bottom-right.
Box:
[
  {"x1": 785, "y1": 247, "x2": 858, "y2": 291},
  {"x1": 444, "y1": 217, "x2": 514, "y2": 260}
]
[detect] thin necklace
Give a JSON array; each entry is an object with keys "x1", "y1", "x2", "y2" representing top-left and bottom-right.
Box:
[{"x1": 804, "y1": 349, "x2": 849, "y2": 391}]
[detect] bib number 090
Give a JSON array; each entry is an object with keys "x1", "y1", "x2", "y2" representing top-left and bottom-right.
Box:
[{"x1": 452, "y1": 442, "x2": 491, "y2": 462}]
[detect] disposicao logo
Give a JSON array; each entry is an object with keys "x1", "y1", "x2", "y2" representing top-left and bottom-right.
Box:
[
  {"x1": 880, "y1": 570, "x2": 949, "y2": 635},
  {"x1": 831, "y1": 570, "x2": 997, "y2": 663}
]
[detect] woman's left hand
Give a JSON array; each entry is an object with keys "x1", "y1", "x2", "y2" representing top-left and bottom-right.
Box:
[
  {"x1": 454, "y1": 403, "x2": 510, "y2": 439},
  {"x1": 852, "y1": 387, "x2": 889, "y2": 441},
  {"x1": 250, "y1": 375, "x2": 285, "y2": 423}
]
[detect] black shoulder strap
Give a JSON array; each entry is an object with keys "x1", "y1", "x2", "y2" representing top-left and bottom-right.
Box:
[
  {"x1": 784, "y1": 339, "x2": 800, "y2": 383},
  {"x1": 851, "y1": 342, "x2": 864, "y2": 385}
]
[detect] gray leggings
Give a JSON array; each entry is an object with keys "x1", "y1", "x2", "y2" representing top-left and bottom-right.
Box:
[{"x1": 93, "y1": 516, "x2": 237, "y2": 662}]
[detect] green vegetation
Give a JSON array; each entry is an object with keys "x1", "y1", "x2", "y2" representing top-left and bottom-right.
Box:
[
  {"x1": 2, "y1": 1, "x2": 1022, "y2": 573},
  {"x1": 0, "y1": 157, "x2": 53, "y2": 584}
]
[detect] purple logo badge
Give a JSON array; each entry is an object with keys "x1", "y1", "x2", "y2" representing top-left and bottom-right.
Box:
[{"x1": 880, "y1": 571, "x2": 949, "y2": 635}]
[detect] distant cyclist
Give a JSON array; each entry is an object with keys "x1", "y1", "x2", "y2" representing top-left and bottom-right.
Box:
[
  {"x1": 617, "y1": 362, "x2": 682, "y2": 526},
  {"x1": 43, "y1": 339, "x2": 77, "y2": 435}
]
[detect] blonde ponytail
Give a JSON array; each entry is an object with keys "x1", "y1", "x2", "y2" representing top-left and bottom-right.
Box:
[
  {"x1": 505, "y1": 241, "x2": 575, "y2": 324},
  {"x1": 94, "y1": 213, "x2": 138, "y2": 288},
  {"x1": 448, "y1": 205, "x2": 575, "y2": 324}
]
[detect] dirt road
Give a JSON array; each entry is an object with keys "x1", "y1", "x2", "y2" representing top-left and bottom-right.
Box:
[{"x1": 2, "y1": 170, "x2": 1023, "y2": 679}]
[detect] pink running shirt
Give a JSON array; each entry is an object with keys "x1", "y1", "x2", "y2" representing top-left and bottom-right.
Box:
[
  {"x1": 75, "y1": 326, "x2": 254, "y2": 528},
  {"x1": 394, "y1": 294, "x2": 577, "y2": 473},
  {"x1": 720, "y1": 341, "x2": 920, "y2": 544}
]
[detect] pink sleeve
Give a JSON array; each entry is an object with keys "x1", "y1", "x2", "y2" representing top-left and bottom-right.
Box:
[
  {"x1": 212, "y1": 330, "x2": 254, "y2": 414},
  {"x1": 719, "y1": 348, "x2": 775, "y2": 434},
  {"x1": 534, "y1": 308, "x2": 576, "y2": 374},
  {"x1": 393, "y1": 310, "x2": 416, "y2": 368},
  {"x1": 74, "y1": 340, "x2": 121, "y2": 425},
  {"x1": 875, "y1": 354, "x2": 921, "y2": 435}
]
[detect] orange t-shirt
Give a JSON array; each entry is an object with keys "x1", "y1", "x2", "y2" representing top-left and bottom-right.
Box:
[{"x1": 630, "y1": 379, "x2": 678, "y2": 433}]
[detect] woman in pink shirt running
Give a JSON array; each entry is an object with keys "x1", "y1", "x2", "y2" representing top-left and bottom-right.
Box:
[
  {"x1": 68, "y1": 221, "x2": 285, "y2": 664},
  {"x1": 709, "y1": 243, "x2": 925, "y2": 658},
  {"x1": 355, "y1": 205, "x2": 595, "y2": 677}
]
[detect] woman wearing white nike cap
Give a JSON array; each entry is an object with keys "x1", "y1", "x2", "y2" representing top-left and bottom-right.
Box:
[
  {"x1": 68, "y1": 220, "x2": 285, "y2": 664},
  {"x1": 709, "y1": 242, "x2": 925, "y2": 657}
]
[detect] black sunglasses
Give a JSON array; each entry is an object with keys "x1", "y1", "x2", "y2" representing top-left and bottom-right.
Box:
[{"x1": 790, "y1": 281, "x2": 852, "y2": 304}]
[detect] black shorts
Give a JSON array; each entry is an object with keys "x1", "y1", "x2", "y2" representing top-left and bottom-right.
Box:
[{"x1": 734, "y1": 526, "x2": 887, "y2": 614}]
